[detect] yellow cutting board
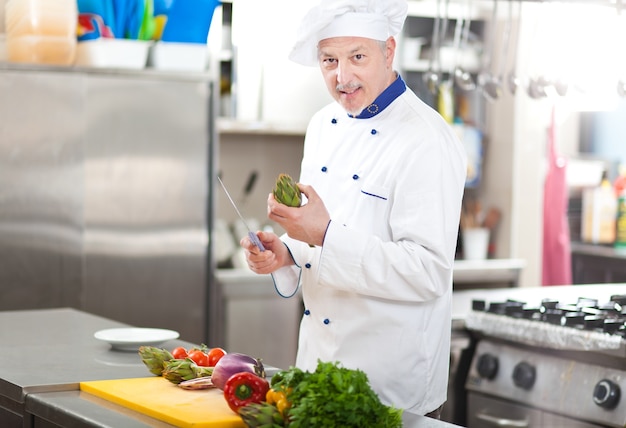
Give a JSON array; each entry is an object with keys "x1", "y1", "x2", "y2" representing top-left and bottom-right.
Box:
[{"x1": 80, "y1": 377, "x2": 246, "y2": 428}]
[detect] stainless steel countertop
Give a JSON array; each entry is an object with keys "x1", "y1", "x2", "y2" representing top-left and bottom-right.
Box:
[
  {"x1": 0, "y1": 308, "x2": 193, "y2": 403},
  {"x1": 2, "y1": 307, "x2": 463, "y2": 428}
]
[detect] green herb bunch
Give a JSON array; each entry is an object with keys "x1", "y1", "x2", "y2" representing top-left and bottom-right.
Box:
[{"x1": 270, "y1": 360, "x2": 403, "y2": 428}]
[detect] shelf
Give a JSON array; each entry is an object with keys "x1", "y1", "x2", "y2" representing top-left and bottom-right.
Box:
[
  {"x1": 217, "y1": 117, "x2": 307, "y2": 136},
  {"x1": 453, "y1": 258, "x2": 526, "y2": 286}
]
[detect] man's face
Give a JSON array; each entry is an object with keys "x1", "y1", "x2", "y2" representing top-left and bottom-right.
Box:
[{"x1": 318, "y1": 37, "x2": 396, "y2": 116}]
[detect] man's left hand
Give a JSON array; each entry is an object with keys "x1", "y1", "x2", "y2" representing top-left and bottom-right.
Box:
[{"x1": 268, "y1": 183, "x2": 331, "y2": 247}]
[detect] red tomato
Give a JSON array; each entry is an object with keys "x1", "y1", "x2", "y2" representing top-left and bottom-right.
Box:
[
  {"x1": 208, "y1": 347, "x2": 227, "y2": 366},
  {"x1": 171, "y1": 346, "x2": 188, "y2": 359},
  {"x1": 188, "y1": 349, "x2": 209, "y2": 366}
]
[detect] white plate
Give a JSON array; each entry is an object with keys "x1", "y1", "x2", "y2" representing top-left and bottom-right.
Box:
[{"x1": 94, "y1": 328, "x2": 179, "y2": 352}]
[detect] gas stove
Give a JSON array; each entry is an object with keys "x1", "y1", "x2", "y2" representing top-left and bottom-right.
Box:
[{"x1": 465, "y1": 294, "x2": 626, "y2": 428}]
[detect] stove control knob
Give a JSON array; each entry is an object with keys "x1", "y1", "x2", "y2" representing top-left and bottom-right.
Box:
[
  {"x1": 476, "y1": 353, "x2": 499, "y2": 380},
  {"x1": 512, "y1": 362, "x2": 536, "y2": 390},
  {"x1": 593, "y1": 379, "x2": 621, "y2": 409}
]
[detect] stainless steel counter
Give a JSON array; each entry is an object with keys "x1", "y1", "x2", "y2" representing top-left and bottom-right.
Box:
[{"x1": 1, "y1": 307, "x2": 462, "y2": 428}]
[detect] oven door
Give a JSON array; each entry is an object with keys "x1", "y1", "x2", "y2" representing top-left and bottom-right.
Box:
[{"x1": 468, "y1": 393, "x2": 601, "y2": 428}]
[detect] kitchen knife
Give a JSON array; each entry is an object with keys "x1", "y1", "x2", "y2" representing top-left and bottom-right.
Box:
[{"x1": 217, "y1": 176, "x2": 265, "y2": 252}]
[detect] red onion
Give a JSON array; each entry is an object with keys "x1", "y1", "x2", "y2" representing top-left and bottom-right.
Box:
[{"x1": 211, "y1": 353, "x2": 265, "y2": 390}]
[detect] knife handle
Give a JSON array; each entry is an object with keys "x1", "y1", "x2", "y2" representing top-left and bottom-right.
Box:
[{"x1": 248, "y1": 231, "x2": 266, "y2": 252}]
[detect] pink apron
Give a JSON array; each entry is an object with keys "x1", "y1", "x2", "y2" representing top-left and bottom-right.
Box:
[{"x1": 542, "y1": 105, "x2": 572, "y2": 286}]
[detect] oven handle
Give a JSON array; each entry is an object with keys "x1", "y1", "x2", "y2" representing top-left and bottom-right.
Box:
[{"x1": 476, "y1": 411, "x2": 530, "y2": 427}]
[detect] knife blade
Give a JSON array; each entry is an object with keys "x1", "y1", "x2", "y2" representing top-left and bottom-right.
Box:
[{"x1": 217, "y1": 176, "x2": 265, "y2": 252}]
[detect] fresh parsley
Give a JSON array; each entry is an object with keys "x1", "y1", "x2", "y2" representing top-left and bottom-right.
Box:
[{"x1": 270, "y1": 360, "x2": 403, "y2": 427}]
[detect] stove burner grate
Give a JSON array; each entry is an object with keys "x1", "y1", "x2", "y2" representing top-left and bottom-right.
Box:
[{"x1": 465, "y1": 311, "x2": 624, "y2": 353}]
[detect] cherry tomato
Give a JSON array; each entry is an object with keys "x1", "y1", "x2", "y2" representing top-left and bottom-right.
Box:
[
  {"x1": 208, "y1": 347, "x2": 227, "y2": 366},
  {"x1": 171, "y1": 346, "x2": 188, "y2": 360},
  {"x1": 188, "y1": 349, "x2": 209, "y2": 366}
]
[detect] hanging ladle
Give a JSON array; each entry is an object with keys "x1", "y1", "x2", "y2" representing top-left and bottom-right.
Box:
[
  {"x1": 507, "y1": 0, "x2": 522, "y2": 95},
  {"x1": 618, "y1": 79, "x2": 626, "y2": 98},
  {"x1": 482, "y1": 0, "x2": 512, "y2": 101},
  {"x1": 478, "y1": 0, "x2": 499, "y2": 100},
  {"x1": 526, "y1": 1, "x2": 548, "y2": 99},
  {"x1": 423, "y1": 0, "x2": 442, "y2": 95},
  {"x1": 454, "y1": 0, "x2": 476, "y2": 91}
]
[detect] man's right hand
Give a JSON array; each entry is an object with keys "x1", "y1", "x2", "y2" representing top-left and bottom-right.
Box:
[{"x1": 240, "y1": 231, "x2": 293, "y2": 274}]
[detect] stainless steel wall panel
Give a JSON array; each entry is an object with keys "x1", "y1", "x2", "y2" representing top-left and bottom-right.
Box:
[
  {"x1": 0, "y1": 66, "x2": 214, "y2": 345},
  {"x1": 0, "y1": 70, "x2": 84, "y2": 310},
  {"x1": 82, "y1": 74, "x2": 210, "y2": 343}
]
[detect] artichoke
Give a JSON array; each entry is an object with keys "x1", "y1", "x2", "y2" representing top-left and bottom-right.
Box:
[
  {"x1": 138, "y1": 346, "x2": 174, "y2": 376},
  {"x1": 273, "y1": 174, "x2": 302, "y2": 207},
  {"x1": 239, "y1": 402, "x2": 285, "y2": 427},
  {"x1": 161, "y1": 358, "x2": 213, "y2": 384}
]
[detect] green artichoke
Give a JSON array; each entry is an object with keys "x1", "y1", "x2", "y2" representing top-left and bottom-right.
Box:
[
  {"x1": 138, "y1": 346, "x2": 174, "y2": 376},
  {"x1": 273, "y1": 174, "x2": 302, "y2": 207},
  {"x1": 161, "y1": 358, "x2": 213, "y2": 384},
  {"x1": 239, "y1": 402, "x2": 285, "y2": 427}
]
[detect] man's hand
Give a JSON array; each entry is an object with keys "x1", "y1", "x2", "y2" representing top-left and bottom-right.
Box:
[
  {"x1": 240, "y1": 231, "x2": 293, "y2": 274},
  {"x1": 268, "y1": 183, "x2": 331, "y2": 247}
]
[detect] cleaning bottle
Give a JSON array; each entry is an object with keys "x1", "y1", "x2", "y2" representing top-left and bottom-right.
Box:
[{"x1": 615, "y1": 187, "x2": 626, "y2": 249}]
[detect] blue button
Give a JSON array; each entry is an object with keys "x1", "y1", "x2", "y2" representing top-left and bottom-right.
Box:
[
  {"x1": 352, "y1": 174, "x2": 359, "y2": 180},
  {"x1": 304, "y1": 309, "x2": 310, "y2": 315},
  {"x1": 371, "y1": 129, "x2": 377, "y2": 135},
  {"x1": 321, "y1": 166, "x2": 328, "y2": 172},
  {"x1": 331, "y1": 118, "x2": 337, "y2": 124},
  {"x1": 323, "y1": 318, "x2": 330, "y2": 325},
  {"x1": 305, "y1": 263, "x2": 311, "y2": 268}
]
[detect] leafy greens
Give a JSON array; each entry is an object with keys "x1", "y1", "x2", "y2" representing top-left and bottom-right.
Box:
[{"x1": 270, "y1": 360, "x2": 403, "y2": 427}]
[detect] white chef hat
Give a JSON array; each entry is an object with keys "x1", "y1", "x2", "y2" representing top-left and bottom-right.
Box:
[{"x1": 289, "y1": 0, "x2": 408, "y2": 66}]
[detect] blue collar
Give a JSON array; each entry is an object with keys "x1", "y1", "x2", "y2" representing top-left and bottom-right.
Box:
[{"x1": 349, "y1": 74, "x2": 406, "y2": 119}]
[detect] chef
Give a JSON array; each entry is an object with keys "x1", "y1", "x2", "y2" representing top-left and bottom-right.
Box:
[{"x1": 240, "y1": 0, "x2": 467, "y2": 419}]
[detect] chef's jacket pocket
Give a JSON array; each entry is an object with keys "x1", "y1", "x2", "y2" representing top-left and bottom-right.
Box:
[
  {"x1": 360, "y1": 184, "x2": 390, "y2": 201},
  {"x1": 355, "y1": 184, "x2": 391, "y2": 234}
]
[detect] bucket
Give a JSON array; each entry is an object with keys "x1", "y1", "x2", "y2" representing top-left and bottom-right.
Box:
[{"x1": 462, "y1": 227, "x2": 490, "y2": 261}]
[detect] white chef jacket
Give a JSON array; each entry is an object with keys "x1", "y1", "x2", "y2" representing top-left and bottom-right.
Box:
[{"x1": 271, "y1": 76, "x2": 467, "y2": 416}]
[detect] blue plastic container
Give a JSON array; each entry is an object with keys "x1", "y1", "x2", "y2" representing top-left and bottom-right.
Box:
[{"x1": 160, "y1": 0, "x2": 220, "y2": 44}]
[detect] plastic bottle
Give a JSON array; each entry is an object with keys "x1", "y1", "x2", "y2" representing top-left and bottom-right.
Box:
[
  {"x1": 582, "y1": 171, "x2": 617, "y2": 244},
  {"x1": 5, "y1": 0, "x2": 77, "y2": 66}
]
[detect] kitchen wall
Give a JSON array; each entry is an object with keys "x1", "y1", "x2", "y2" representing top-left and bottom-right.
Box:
[
  {"x1": 580, "y1": 99, "x2": 626, "y2": 173},
  {"x1": 216, "y1": 130, "x2": 304, "y2": 234}
]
